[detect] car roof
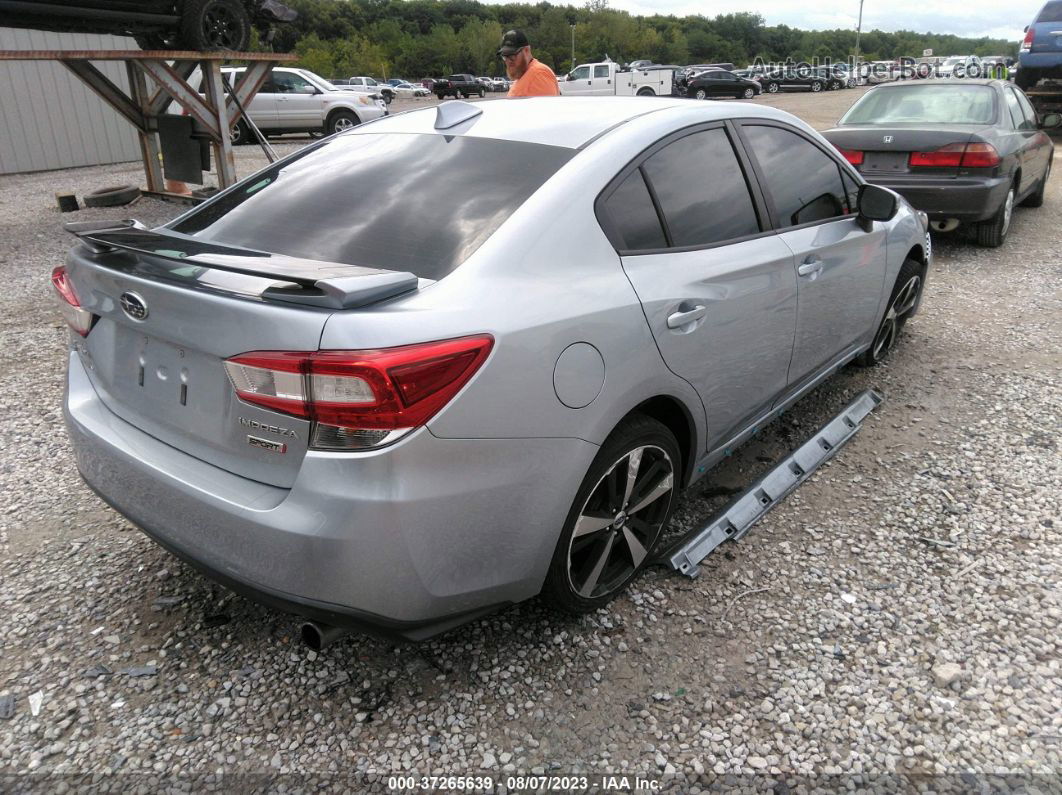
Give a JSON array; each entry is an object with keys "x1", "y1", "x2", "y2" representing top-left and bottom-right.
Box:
[{"x1": 349, "y1": 97, "x2": 796, "y2": 149}]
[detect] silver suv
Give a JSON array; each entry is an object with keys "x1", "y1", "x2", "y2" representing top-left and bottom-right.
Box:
[
  {"x1": 58, "y1": 98, "x2": 929, "y2": 640},
  {"x1": 218, "y1": 67, "x2": 388, "y2": 143}
]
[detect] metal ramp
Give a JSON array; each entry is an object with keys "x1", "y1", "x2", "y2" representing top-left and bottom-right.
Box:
[{"x1": 661, "y1": 389, "x2": 884, "y2": 578}]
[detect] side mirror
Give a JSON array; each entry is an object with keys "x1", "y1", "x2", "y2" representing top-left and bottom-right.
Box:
[
  {"x1": 567, "y1": 72, "x2": 575, "y2": 81},
  {"x1": 297, "y1": 85, "x2": 319, "y2": 95},
  {"x1": 1040, "y1": 112, "x2": 1062, "y2": 129},
  {"x1": 857, "y1": 184, "x2": 898, "y2": 230}
]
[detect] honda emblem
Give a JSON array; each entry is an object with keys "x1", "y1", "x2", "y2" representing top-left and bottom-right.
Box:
[{"x1": 882, "y1": 135, "x2": 894, "y2": 144}]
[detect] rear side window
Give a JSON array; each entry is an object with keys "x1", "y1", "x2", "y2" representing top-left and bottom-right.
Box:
[
  {"x1": 603, "y1": 170, "x2": 667, "y2": 250},
  {"x1": 594, "y1": 65, "x2": 610, "y2": 78},
  {"x1": 640, "y1": 128, "x2": 760, "y2": 247},
  {"x1": 1036, "y1": 1, "x2": 1062, "y2": 22},
  {"x1": 171, "y1": 134, "x2": 573, "y2": 281},
  {"x1": 1014, "y1": 89, "x2": 1040, "y2": 128},
  {"x1": 1004, "y1": 89, "x2": 1026, "y2": 129},
  {"x1": 742, "y1": 125, "x2": 848, "y2": 228}
]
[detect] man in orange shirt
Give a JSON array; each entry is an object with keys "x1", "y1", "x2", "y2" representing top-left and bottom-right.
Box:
[{"x1": 499, "y1": 30, "x2": 559, "y2": 98}]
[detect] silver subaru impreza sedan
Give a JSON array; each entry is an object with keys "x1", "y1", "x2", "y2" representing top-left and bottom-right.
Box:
[{"x1": 58, "y1": 97, "x2": 929, "y2": 641}]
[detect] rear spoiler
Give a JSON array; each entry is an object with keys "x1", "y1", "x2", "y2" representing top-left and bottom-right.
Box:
[{"x1": 64, "y1": 220, "x2": 419, "y2": 310}]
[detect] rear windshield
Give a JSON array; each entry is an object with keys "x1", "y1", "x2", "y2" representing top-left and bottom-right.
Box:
[
  {"x1": 170, "y1": 133, "x2": 573, "y2": 281},
  {"x1": 840, "y1": 85, "x2": 997, "y2": 125},
  {"x1": 1037, "y1": 1, "x2": 1062, "y2": 22}
]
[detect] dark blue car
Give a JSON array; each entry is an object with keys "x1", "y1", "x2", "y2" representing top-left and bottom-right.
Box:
[{"x1": 1018, "y1": 0, "x2": 1062, "y2": 89}]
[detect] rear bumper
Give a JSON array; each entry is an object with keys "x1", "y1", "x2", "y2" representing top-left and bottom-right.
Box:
[
  {"x1": 862, "y1": 174, "x2": 1010, "y2": 222},
  {"x1": 63, "y1": 351, "x2": 597, "y2": 640},
  {"x1": 1018, "y1": 53, "x2": 1062, "y2": 69}
]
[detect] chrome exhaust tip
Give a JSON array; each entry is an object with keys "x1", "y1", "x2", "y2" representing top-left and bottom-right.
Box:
[{"x1": 930, "y1": 218, "x2": 960, "y2": 233}]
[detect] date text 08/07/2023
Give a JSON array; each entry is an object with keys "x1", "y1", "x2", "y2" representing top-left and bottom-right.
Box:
[{"x1": 386, "y1": 774, "x2": 663, "y2": 791}]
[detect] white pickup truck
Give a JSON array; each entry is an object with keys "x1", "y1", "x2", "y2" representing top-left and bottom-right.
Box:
[{"x1": 559, "y1": 61, "x2": 676, "y2": 97}]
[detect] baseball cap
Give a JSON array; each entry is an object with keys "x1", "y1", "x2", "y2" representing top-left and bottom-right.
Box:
[{"x1": 498, "y1": 29, "x2": 530, "y2": 57}]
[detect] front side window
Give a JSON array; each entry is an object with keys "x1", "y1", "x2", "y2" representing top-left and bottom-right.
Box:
[
  {"x1": 742, "y1": 125, "x2": 848, "y2": 228},
  {"x1": 272, "y1": 72, "x2": 312, "y2": 93},
  {"x1": 571, "y1": 66, "x2": 591, "y2": 80},
  {"x1": 171, "y1": 134, "x2": 573, "y2": 281},
  {"x1": 640, "y1": 128, "x2": 761, "y2": 247}
]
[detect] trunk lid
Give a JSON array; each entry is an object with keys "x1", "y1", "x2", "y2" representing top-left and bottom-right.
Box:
[
  {"x1": 64, "y1": 224, "x2": 418, "y2": 488},
  {"x1": 825, "y1": 125, "x2": 988, "y2": 177}
]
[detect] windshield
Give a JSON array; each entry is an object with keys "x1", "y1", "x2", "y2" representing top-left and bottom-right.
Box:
[
  {"x1": 170, "y1": 134, "x2": 574, "y2": 281},
  {"x1": 840, "y1": 85, "x2": 997, "y2": 125}
]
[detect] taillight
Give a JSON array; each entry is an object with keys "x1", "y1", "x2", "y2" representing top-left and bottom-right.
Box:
[
  {"x1": 838, "y1": 148, "x2": 864, "y2": 166},
  {"x1": 224, "y1": 335, "x2": 494, "y2": 450},
  {"x1": 909, "y1": 142, "x2": 1000, "y2": 169},
  {"x1": 1021, "y1": 28, "x2": 1034, "y2": 52},
  {"x1": 909, "y1": 143, "x2": 965, "y2": 168},
  {"x1": 50, "y1": 266, "x2": 94, "y2": 337},
  {"x1": 959, "y1": 143, "x2": 1001, "y2": 168}
]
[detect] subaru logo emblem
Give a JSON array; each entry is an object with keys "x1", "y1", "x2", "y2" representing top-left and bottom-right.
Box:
[
  {"x1": 119, "y1": 291, "x2": 148, "y2": 321},
  {"x1": 883, "y1": 135, "x2": 894, "y2": 144}
]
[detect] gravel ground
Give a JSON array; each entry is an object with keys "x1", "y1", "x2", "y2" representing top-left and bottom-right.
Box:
[{"x1": 0, "y1": 89, "x2": 1059, "y2": 791}]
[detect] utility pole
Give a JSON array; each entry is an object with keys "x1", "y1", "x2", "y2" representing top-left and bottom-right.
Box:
[
  {"x1": 854, "y1": 0, "x2": 864, "y2": 66},
  {"x1": 571, "y1": 25, "x2": 576, "y2": 71}
]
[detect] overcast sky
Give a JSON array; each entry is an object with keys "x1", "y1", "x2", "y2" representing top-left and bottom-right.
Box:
[{"x1": 504, "y1": 0, "x2": 1042, "y2": 43}]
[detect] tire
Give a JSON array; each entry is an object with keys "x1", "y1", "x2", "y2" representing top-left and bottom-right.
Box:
[
  {"x1": 1015, "y1": 68, "x2": 1040, "y2": 91},
  {"x1": 179, "y1": 0, "x2": 251, "y2": 51},
  {"x1": 326, "y1": 110, "x2": 360, "y2": 135},
  {"x1": 974, "y1": 185, "x2": 1015, "y2": 247},
  {"x1": 810, "y1": 80, "x2": 823, "y2": 92},
  {"x1": 542, "y1": 415, "x2": 680, "y2": 614},
  {"x1": 765, "y1": 81, "x2": 780, "y2": 93},
  {"x1": 229, "y1": 118, "x2": 251, "y2": 146},
  {"x1": 741, "y1": 87, "x2": 755, "y2": 99},
  {"x1": 436, "y1": 93, "x2": 446, "y2": 100},
  {"x1": 133, "y1": 32, "x2": 174, "y2": 50},
  {"x1": 83, "y1": 184, "x2": 141, "y2": 208},
  {"x1": 382, "y1": 92, "x2": 393, "y2": 105},
  {"x1": 694, "y1": 88, "x2": 707, "y2": 100},
  {"x1": 1020, "y1": 159, "x2": 1050, "y2": 208},
  {"x1": 478, "y1": 88, "x2": 485, "y2": 97},
  {"x1": 857, "y1": 257, "x2": 924, "y2": 367},
  {"x1": 637, "y1": 87, "x2": 655, "y2": 96}
]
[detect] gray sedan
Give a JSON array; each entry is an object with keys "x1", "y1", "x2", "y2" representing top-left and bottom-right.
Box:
[
  {"x1": 58, "y1": 97, "x2": 929, "y2": 642},
  {"x1": 823, "y1": 80, "x2": 1058, "y2": 247}
]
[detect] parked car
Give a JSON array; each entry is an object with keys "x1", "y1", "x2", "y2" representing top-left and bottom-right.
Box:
[
  {"x1": 937, "y1": 55, "x2": 983, "y2": 78},
  {"x1": 823, "y1": 80, "x2": 1058, "y2": 247},
  {"x1": 685, "y1": 69, "x2": 761, "y2": 100},
  {"x1": 344, "y1": 76, "x2": 395, "y2": 104},
  {"x1": 329, "y1": 78, "x2": 351, "y2": 86},
  {"x1": 199, "y1": 66, "x2": 387, "y2": 142},
  {"x1": 0, "y1": 0, "x2": 297, "y2": 50},
  {"x1": 434, "y1": 74, "x2": 486, "y2": 99},
  {"x1": 58, "y1": 97, "x2": 929, "y2": 642},
  {"x1": 759, "y1": 67, "x2": 837, "y2": 93},
  {"x1": 491, "y1": 77, "x2": 510, "y2": 91},
  {"x1": 1018, "y1": 0, "x2": 1062, "y2": 89},
  {"x1": 561, "y1": 61, "x2": 675, "y2": 96},
  {"x1": 391, "y1": 81, "x2": 430, "y2": 98}
]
